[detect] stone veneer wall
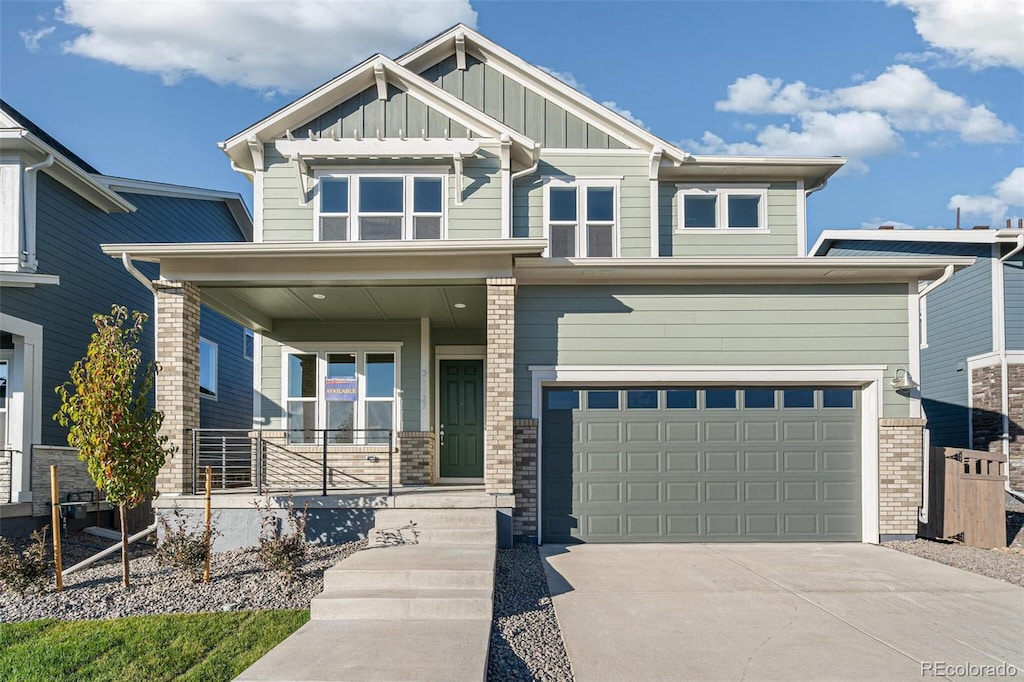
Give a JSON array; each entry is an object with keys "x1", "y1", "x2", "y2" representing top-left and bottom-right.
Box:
[
  {"x1": 878, "y1": 418, "x2": 926, "y2": 539},
  {"x1": 155, "y1": 281, "x2": 201, "y2": 495},
  {"x1": 397, "y1": 432, "x2": 433, "y2": 485},
  {"x1": 30, "y1": 446, "x2": 96, "y2": 517},
  {"x1": 0, "y1": 449, "x2": 10, "y2": 504},
  {"x1": 512, "y1": 419, "x2": 538, "y2": 537},
  {"x1": 972, "y1": 362, "x2": 1024, "y2": 491},
  {"x1": 484, "y1": 278, "x2": 515, "y2": 495}
]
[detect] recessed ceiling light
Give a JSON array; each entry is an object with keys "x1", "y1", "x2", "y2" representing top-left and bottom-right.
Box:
[
  {"x1": 453, "y1": 303, "x2": 467, "y2": 309},
  {"x1": 312, "y1": 293, "x2": 326, "y2": 300}
]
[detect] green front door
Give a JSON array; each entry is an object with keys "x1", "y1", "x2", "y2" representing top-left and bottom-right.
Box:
[{"x1": 439, "y1": 359, "x2": 484, "y2": 478}]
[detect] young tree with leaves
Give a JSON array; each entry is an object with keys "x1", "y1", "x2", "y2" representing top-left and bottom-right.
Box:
[{"x1": 55, "y1": 306, "x2": 175, "y2": 587}]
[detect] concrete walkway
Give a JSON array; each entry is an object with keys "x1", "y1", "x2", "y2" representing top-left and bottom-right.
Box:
[
  {"x1": 237, "y1": 508, "x2": 497, "y2": 681},
  {"x1": 541, "y1": 543, "x2": 1024, "y2": 681}
]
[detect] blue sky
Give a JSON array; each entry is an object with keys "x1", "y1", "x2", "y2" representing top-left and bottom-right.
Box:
[{"x1": 2, "y1": 0, "x2": 1021, "y2": 246}]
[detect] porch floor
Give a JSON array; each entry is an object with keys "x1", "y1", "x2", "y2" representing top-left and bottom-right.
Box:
[{"x1": 153, "y1": 485, "x2": 513, "y2": 510}]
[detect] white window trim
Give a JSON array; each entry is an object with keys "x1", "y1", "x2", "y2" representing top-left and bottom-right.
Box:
[
  {"x1": 199, "y1": 337, "x2": 218, "y2": 401},
  {"x1": 313, "y1": 169, "x2": 448, "y2": 242},
  {"x1": 676, "y1": 183, "x2": 769, "y2": 234},
  {"x1": 0, "y1": 313, "x2": 42, "y2": 502},
  {"x1": 542, "y1": 176, "x2": 621, "y2": 258},
  {"x1": 281, "y1": 342, "x2": 403, "y2": 439}
]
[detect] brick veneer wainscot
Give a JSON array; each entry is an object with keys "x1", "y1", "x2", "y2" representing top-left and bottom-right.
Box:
[
  {"x1": 972, "y1": 362, "x2": 1024, "y2": 491},
  {"x1": 512, "y1": 419, "x2": 538, "y2": 537},
  {"x1": 878, "y1": 418, "x2": 926, "y2": 538}
]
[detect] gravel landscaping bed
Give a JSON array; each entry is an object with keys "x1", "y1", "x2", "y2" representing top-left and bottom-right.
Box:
[
  {"x1": 0, "y1": 535, "x2": 364, "y2": 623},
  {"x1": 883, "y1": 499, "x2": 1024, "y2": 587},
  {"x1": 488, "y1": 543, "x2": 573, "y2": 682}
]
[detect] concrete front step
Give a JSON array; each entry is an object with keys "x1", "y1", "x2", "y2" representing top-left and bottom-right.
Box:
[
  {"x1": 368, "y1": 527, "x2": 495, "y2": 546},
  {"x1": 310, "y1": 588, "x2": 493, "y2": 620},
  {"x1": 373, "y1": 507, "x2": 497, "y2": 528},
  {"x1": 324, "y1": 544, "x2": 495, "y2": 590}
]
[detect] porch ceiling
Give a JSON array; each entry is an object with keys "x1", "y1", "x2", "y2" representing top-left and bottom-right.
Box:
[{"x1": 202, "y1": 284, "x2": 486, "y2": 332}]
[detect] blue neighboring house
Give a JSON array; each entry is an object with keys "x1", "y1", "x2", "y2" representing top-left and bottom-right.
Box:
[
  {"x1": 813, "y1": 226, "x2": 1024, "y2": 499},
  {"x1": 0, "y1": 99, "x2": 254, "y2": 531}
]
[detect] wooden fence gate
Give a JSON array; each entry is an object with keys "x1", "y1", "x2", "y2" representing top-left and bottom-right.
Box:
[{"x1": 921, "y1": 447, "x2": 1006, "y2": 548}]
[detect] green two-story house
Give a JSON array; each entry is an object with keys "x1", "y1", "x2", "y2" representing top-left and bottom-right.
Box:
[{"x1": 103, "y1": 25, "x2": 969, "y2": 545}]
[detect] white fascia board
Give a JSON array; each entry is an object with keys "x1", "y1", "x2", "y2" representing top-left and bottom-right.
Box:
[
  {"x1": 101, "y1": 238, "x2": 549, "y2": 262},
  {"x1": 0, "y1": 130, "x2": 134, "y2": 213},
  {"x1": 513, "y1": 256, "x2": 976, "y2": 285},
  {"x1": 0, "y1": 272, "x2": 60, "y2": 287},
  {"x1": 94, "y1": 175, "x2": 254, "y2": 241},
  {"x1": 666, "y1": 155, "x2": 846, "y2": 186},
  {"x1": 396, "y1": 24, "x2": 688, "y2": 162},
  {"x1": 222, "y1": 55, "x2": 534, "y2": 169},
  {"x1": 275, "y1": 138, "x2": 480, "y2": 158},
  {"x1": 811, "y1": 228, "x2": 1004, "y2": 256}
]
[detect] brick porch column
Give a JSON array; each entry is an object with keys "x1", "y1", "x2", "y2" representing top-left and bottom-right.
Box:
[
  {"x1": 154, "y1": 280, "x2": 200, "y2": 495},
  {"x1": 485, "y1": 277, "x2": 515, "y2": 494}
]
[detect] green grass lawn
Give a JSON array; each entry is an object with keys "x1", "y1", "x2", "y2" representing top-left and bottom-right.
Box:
[{"x1": 0, "y1": 609, "x2": 309, "y2": 682}]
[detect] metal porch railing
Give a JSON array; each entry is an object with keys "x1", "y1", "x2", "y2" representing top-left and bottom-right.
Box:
[{"x1": 189, "y1": 429, "x2": 394, "y2": 497}]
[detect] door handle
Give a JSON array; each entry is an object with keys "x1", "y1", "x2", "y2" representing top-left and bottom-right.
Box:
[{"x1": 439, "y1": 424, "x2": 445, "y2": 446}]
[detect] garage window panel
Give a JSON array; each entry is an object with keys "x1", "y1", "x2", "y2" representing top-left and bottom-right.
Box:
[
  {"x1": 704, "y1": 389, "x2": 737, "y2": 409},
  {"x1": 626, "y1": 390, "x2": 658, "y2": 409},
  {"x1": 744, "y1": 389, "x2": 777, "y2": 409},
  {"x1": 822, "y1": 388, "x2": 855, "y2": 408},
  {"x1": 547, "y1": 389, "x2": 580, "y2": 410},
  {"x1": 587, "y1": 390, "x2": 620, "y2": 409},
  {"x1": 665, "y1": 390, "x2": 698, "y2": 409},
  {"x1": 783, "y1": 389, "x2": 815, "y2": 408}
]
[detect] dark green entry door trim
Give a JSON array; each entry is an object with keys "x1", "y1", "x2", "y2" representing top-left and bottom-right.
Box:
[{"x1": 439, "y1": 359, "x2": 485, "y2": 478}]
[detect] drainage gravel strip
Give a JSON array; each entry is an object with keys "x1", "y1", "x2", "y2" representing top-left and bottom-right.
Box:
[
  {"x1": 488, "y1": 543, "x2": 574, "y2": 682},
  {"x1": 0, "y1": 537, "x2": 364, "y2": 623}
]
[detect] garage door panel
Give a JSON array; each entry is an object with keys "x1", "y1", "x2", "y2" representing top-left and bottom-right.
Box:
[{"x1": 542, "y1": 386, "x2": 861, "y2": 543}]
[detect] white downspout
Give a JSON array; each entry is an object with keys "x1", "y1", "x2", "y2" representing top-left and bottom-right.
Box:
[
  {"x1": 121, "y1": 252, "x2": 155, "y2": 294},
  {"x1": 22, "y1": 155, "x2": 54, "y2": 270},
  {"x1": 916, "y1": 264, "x2": 956, "y2": 524},
  {"x1": 509, "y1": 144, "x2": 541, "y2": 239},
  {"x1": 998, "y1": 234, "x2": 1024, "y2": 497}
]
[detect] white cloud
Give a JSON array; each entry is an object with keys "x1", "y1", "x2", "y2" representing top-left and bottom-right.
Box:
[
  {"x1": 714, "y1": 65, "x2": 1017, "y2": 143},
  {"x1": 56, "y1": 0, "x2": 477, "y2": 92},
  {"x1": 685, "y1": 111, "x2": 901, "y2": 172},
  {"x1": 889, "y1": 0, "x2": 1024, "y2": 70},
  {"x1": 539, "y1": 67, "x2": 649, "y2": 129},
  {"x1": 994, "y1": 167, "x2": 1024, "y2": 206},
  {"x1": 948, "y1": 167, "x2": 1024, "y2": 225},
  {"x1": 20, "y1": 26, "x2": 56, "y2": 53}
]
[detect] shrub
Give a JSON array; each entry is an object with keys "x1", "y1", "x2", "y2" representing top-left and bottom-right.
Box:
[
  {"x1": 0, "y1": 527, "x2": 51, "y2": 595},
  {"x1": 155, "y1": 506, "x2": 218, "y2": 581},
  {"x1": 255, "y1": 498, "x2": 309, "y2": 579}
]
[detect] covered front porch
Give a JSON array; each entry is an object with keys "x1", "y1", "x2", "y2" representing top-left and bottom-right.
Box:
[{"x1": 102, "y1": 239, "x2": 544, "y2": 505}]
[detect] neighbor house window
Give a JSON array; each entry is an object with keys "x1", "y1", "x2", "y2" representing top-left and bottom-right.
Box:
[
  {"x1": 677, "y1": 185, "x2": 768, "y2": 231},
  {"x1": 315, "y1": 173, "x2": 445, "y2": 242},
  {"x1": 283, "y1": 346, "x2": 399, "y2": 443},
  {"x1": 243, "y1": 329, "x2": 255, "y2": 360},
  {"x1": 545, "y1": 179, "x2": 617, "y2": 257},
  {"x1": 0, "y1": 360, "x2": 8, "y2": 447},
  {"x1": 199, "y1": 338, "x2": 218, "y2": 399}
]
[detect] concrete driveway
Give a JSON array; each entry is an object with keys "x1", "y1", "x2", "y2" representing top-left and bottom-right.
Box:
[{"x1": 540, "y1": 544, "x2": 1023, "y2": 681}]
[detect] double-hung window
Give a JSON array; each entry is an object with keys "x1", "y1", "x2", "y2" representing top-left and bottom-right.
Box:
[
  {"x1": 199, "y1": 338, "x2": 218, "y2": 399},
  {"x1": 315, "y1": 173, "x2": 445, "y2": 242},
  {"x1": 545, "y1": 179, "x2": 617, "y2": 257},
  {"x1": 284, "y1": 347, "x2": 398, "y2": 444},
  {"x1": 677, "y1": 185, "x2": 768, "y2": 232}
]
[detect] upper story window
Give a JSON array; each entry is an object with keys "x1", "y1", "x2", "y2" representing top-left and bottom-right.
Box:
[
  {"x1": 545, "y1": 178, "x2": 618, "y2": 258},
  {"x1": 315, "y1": 172, "x2": 445, "y2": 242},
  {"x1": 677, "y1": 185, "x2": 768, "y2": 232}
]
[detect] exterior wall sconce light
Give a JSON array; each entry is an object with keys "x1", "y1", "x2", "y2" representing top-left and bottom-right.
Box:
[{"x1": 891, "y1": 368, "x2": 919, "y2": 392}]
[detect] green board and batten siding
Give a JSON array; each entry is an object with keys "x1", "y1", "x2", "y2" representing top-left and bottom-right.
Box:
[
  {"x1": 421, "y1": 54, "x2": 629, "y2": 150},
  {"x1": 261, "y1": 143, "x2": 505, "y2": 242},
  {"x1": 659, "y1": 182, "x2": 800, "y2": 257},
  {"x1": 514, "y1": 284, "x2": 912, "y2": 418}
]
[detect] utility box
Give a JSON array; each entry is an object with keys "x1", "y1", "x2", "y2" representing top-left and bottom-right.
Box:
[{"x1": 921, "y1": 447, "x2": 1006, "y2": 548}]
